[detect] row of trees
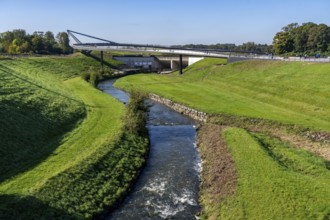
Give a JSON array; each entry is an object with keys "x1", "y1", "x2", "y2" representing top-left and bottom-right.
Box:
[
  {"x1": 0, "y1": 29, "x2": 72, "y2": 54},
  {"x1": 2, "y1": 23, "x2": 329, "y2": 56},
  {"x1": 177, "y1": 22, "x2": 330, "y2": 56},
  {"x1": 273, "y1": 23, "x2": 330, "y2": 55}
]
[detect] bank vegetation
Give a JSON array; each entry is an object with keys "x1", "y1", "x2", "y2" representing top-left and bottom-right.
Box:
[{"x1": 0, "y1": 54, "x2": 148, "y2": 219}]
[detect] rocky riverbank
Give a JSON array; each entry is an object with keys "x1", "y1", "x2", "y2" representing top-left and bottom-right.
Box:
[{"x1": 149, "y1": 94, "x2": 208, "y2": 122}]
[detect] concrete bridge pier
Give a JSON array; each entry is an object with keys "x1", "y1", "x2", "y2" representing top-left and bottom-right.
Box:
[
  {"x1": 179, "y1": 54, "x2": 183, "y2": 74},
  {"x1": 170, "y1": 60, "x2": 178, "y2": 70},
  {"x1": 100, "y1": 51, "x2": 104, "y2": 71},
  {"x1": 170, "y1": 55, "x2": 183, "y2": 74}
]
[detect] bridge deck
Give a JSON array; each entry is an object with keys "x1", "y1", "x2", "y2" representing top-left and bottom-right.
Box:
[
  {"x1": 72, "y1": 43, "x2": 229, "y2": 58},
  {"x1": 69, "y1": 30, "x2": 330, "y2": 63}
]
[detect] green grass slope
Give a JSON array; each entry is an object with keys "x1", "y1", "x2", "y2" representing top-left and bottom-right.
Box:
[
  {"x1": 0, "y1": 60, "x2": 86, "y2": 183},
  {"x1": 220, "y1": 128, "x2": 330, "y2": 219},
  {"x1": 0, "y1": 55, "x2": 148, "y2": 219},
  {"x1": 115, "y1": 59, "x2": 330, "y2": 131}
]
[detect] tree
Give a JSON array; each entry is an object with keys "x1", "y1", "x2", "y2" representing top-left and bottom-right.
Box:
[
  {"x1": 9, "y1": 29, "x2": 31, "y2": 54},
  {"x1": 0, "y1": 31, "x2": 14, "y2": 52},
  {"x1": 273, "y1": 22, "x2": 330, "y2": 55},
  {"x1": 316, "y1": 24, "x2": 330, "y2": 52},
  {"x1": 306, "y1": 25, "x2": 318, "y2": 52},
  {"x1": 56, "y1": 32, "x2": 71, "y2": 54},
  {"x1": 8, "y1": 39, "x2": 19, "y2": 54},
  {"x1": 293, "y1": 26, "x2": 308, "y2": 53},
  {"x1": 12, "y1": 29, "x2": 27, "y2": 45},
  {"x1": 44, "y1": 31, "x2": 56, "y2": 53},
  {"x1": 272, "y1": 31, "x2": 294, "y2": 54},
  {"x1": 282, "y1": 23, "x2": 299, "y2": 32},
  {"x1": 21, "y1": 41, "x2": 32, "y2": 53},
  {"x1": 241, "y1": 42, "x2": 256, "y2": 51},
  {"x1": 31, "y1": 34, "x2": 44, "y2": 53},
  {"x1": 0, "y1": 29, "x2": 72, "y2": 54}
]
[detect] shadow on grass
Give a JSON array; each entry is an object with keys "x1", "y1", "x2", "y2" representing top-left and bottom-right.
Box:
[
  {"x1": 83, "y1": 52, "x2": 119, "y2": 69},
  {"x1": 0, "y1": 100, "x2": 83, "y2": 183},
  {"x1": 0, "y1": 63, "x2": 86, "y2": 184},
  {"x1": 0, "y1": 194, "x2": 77, "y2": 220},
  {"x1": 0, "y1": 64, "x2": 85, "y2": 106}
]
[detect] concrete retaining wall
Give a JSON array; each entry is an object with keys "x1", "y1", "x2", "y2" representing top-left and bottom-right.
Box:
[
  {"x1": 113, "y1": 56, "x2": 162, "y2": 71},
  {"x1": 149, "y1": 94, "x2": 208, "y2": 122}
]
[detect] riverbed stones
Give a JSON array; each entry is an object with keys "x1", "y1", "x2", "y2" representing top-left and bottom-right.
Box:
[{"x1": 149, "y1": 94, "x2": 208, "y2": 122}]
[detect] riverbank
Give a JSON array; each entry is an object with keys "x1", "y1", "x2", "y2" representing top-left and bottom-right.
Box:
[
  {"x1": 0, "y1": 55, "x2": 148, "y2": 219},
  {"x1": 197, "y1": 124, "x2": 237, "y2": 220},
  {"x1": 135, "y1": 93, "x2": 330, "y2": 219},
  {"x1": 114, "y1": 58, "x2": 330, "y2": 219},
  {"x1": 99, "y1": 79, "x2": 201, "y2": 219},
  {"x1": 148, "y1": 93, "x2": 330, "y2": 160}
]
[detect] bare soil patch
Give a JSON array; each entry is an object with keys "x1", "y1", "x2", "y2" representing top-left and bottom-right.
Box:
[
  {"x1": 208, "y1": 115, "x2": 330, "y2": 161},
  {"x1": 197, "y1": 124, "x2": 237, "y2": 219}
]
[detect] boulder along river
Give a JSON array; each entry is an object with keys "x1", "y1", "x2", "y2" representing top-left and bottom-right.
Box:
[{"x1": 98, "y1": 79, "x2": 202, "y2": 220}]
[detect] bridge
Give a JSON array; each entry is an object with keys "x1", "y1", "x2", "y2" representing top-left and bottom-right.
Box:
[
  {"x1": 68, "y1": 30, "x2": 330, "y2": 73},
  {"x1": 68, "y1": 30, "x2": 234, "y2": 74},
  {"x1": 67, "y1": 30, "x2": 286, "y2": 73}
]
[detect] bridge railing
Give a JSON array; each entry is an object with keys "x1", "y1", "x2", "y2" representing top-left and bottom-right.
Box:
[
  {"x1": 69, "y1": 31, "x2": 330, "y2": 63},
  {"x1": 72, "y1": 44, "x2": 229, "y2": 58}
]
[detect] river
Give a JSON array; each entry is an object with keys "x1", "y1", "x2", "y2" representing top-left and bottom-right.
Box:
[{"x1": 98, "y1": 80, "x2": 201, "y2": 219}]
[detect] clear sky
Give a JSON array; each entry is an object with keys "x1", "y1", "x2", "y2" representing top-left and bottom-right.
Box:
[{"x1": 1, "y1": 0, "x2": 330, "y2": 45}]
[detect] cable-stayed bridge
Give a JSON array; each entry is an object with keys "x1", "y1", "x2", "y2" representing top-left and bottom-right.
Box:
[{"x1": 67, "y1": 30, "x2": 277, "y2": 73}]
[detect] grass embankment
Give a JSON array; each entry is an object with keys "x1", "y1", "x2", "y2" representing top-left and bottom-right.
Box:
[
  {"x1": 115, "y1": 58, "x2": 330, "y2": 219},
  {"x1": 198, "y1": 125, "x2": 330, "y2": 219},
  {"x1": 220, "y1": 128, "x2": 330, "y2": 219},
  {"x1": 115, "y1": 59, "x2": 330, "y2": 132},
  {"x1": 0, "y1": 55, "x2": 148, "y2": 219}
]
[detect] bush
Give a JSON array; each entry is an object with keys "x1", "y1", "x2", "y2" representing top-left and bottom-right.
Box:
[
  {"x1": 33, "y1": 88, "x2": 149, "y2": 219},
  {"x1": 123, "y1": 89, "x2": 148, "y2": 136},
  {"x1": 81, "y1": 66, "x2": 103, "y2": 87},
  {"x1": 81, "y1": 67, "x2": 114, "y2": 87}
]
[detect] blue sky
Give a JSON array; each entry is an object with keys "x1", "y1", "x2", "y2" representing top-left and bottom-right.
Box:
[{"x1": 1, "y1": 0, "x2": 330, "y2": 45}]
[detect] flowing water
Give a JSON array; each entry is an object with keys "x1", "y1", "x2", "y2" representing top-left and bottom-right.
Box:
[{"x1": 98, "y1": 80, "x2": 201, "y2": 220}]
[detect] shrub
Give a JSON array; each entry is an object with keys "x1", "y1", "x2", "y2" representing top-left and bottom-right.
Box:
[
  {"x1": 81, "y1": 66, "x2": 115, "y2": 87},
  {"x1": 81, "y1": 66, "x2": 103, "y2": 87},
  {"x1": 123, "y1": 89, "x2": 148, "y2": 136}
]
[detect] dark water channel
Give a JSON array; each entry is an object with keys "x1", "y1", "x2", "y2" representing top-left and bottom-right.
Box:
[{"x1": 98, "y1": 80, "x2": 201, "y2": 220}]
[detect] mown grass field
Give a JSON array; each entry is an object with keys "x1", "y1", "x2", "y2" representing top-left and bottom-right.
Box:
[
  {"x1": 115, "y1": 58, "x2": 330, "y2": 219},
  {"x1": 0, "y1": 54, "x2": 148, "y2": 219}
]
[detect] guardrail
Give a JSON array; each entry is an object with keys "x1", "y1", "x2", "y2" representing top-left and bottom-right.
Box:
[{"x1": 285, "y1": 57, "x2": 330, "y2": 62}]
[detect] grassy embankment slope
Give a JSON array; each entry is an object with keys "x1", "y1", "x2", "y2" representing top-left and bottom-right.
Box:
[
  {"x1": 0, "y1": 54, "x2": 148, "y2": 219},
  {"x1": 116, "y1": 59, "x2": 330, "y2": 131},
  {"x1": 115, "y1": 59, "x2": 330, "y2": 219}
]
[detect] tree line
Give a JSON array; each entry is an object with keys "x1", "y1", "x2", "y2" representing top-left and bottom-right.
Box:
[
  {"x1": 175, "y1": 22, "x2": 330, "y2": 56},
  {"x1": 0, "y1": 29, "x2": 72, "y2": 55},
  {"x1": 2, "y1": 23, "x2": 329, "y2": 57},
  {"x1": 272, "y1": 22, "x2": 330, "y2": 56}
]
